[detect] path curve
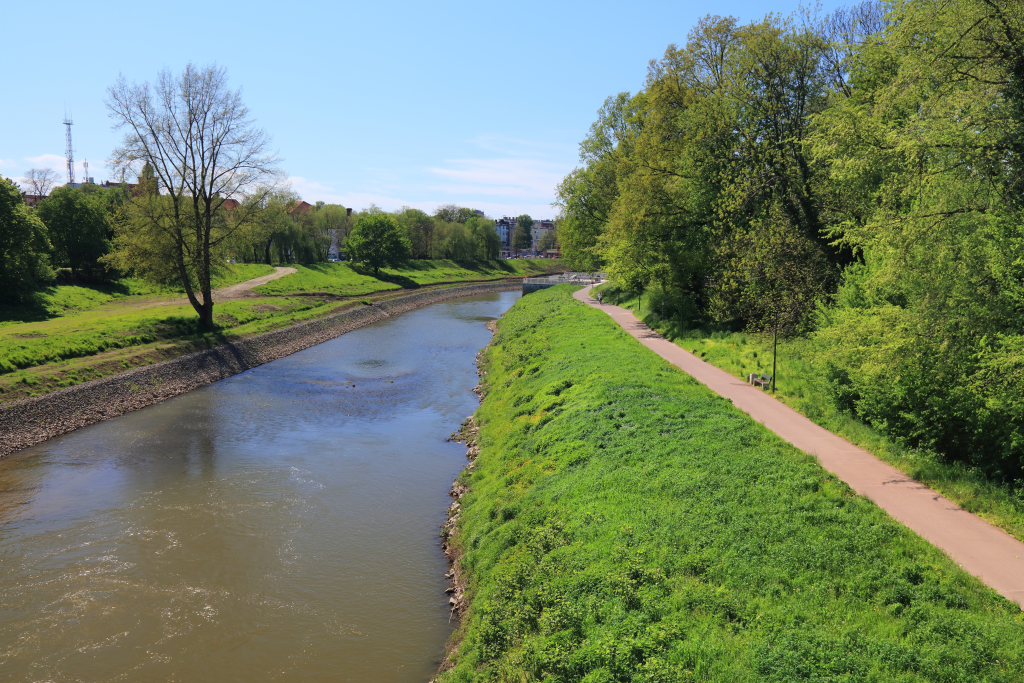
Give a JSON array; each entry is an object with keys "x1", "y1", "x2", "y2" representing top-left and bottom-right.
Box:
[
  {"x1": 215, "y1": 266, "x2": 296, "y2": 301},
  {"x1": 574, "y1": 285, "x2": 1024, "y2": 608}
]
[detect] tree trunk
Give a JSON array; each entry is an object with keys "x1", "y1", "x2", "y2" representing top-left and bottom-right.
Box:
[
  {"x1": 199, "y1": 297, "x2": 214, "y2": 327},
  {"x1": 772, "y1": 321, "x2": 778, "y2": 393}
]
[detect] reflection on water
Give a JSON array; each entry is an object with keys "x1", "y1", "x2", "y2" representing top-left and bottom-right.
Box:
[{"x1": 0, "y1": 292, "x2": 518, "y2": 682}]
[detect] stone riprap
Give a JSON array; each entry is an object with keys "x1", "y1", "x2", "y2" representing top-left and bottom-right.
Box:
[{"x1": 0, "y1": 282, "x2": 519, "y2": 458}]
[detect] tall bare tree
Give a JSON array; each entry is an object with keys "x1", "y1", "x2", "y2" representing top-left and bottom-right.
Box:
[
  {"x1": 22, "y1": 168, "x2": 61, "y2": 198},
  {"x1": 106, "y1": 63, "x2": 280, "y2": 326}
]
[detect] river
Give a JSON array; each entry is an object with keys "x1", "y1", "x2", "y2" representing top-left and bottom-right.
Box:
[{"x1": 0, "y1": 291, "x2": 520, "y2": 682}]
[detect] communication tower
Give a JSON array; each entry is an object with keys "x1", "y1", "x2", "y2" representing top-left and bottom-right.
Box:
[
  {"x1": 83, "y1": 159, "x2": 89, "y2": 184},
  {"x1": 63, "y1": 115, "x2": 75, "y2": 185}
]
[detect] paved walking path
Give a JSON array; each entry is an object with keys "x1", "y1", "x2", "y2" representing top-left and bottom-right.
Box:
[
  {"x1": 214, "y1": 266, "x2": 297, "y2": 301},
  {"x1": 574, "y1": 286, "x2": 1024, "y2": 608}
]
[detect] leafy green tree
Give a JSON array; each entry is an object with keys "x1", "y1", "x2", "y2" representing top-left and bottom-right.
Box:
[
  {"x1": 516, "y1": 214, "x2": 534, "y2": 231},
  {"x1": 345, "y1": 213, "x2": 411, "y2": 275},
  {"x1": 555, "y1": 93, "x2": 634, "y2": 271},
  {"x1": 395, "y1": 207, "x2": 435, "y2": 259},
  {"x1": 0, "y1": 178, "x2": 54, "y2": 302},
  {"x1": 434, "y1": 204, "x2": 480, "y2": 224},
  {"x1": 537, "y1": 229, "x2": 558, "y2": 252},
  {"x1": 511, "y1": 223, "x2": 532, "y2": 250},
  {"x1": 37, "y1": 186, "x2": 111, "y2": 278},
  {"x1": 711, "y1": 206, "x2": 833, "y2": 390},
  {"x1": 466, "y1": 216, "x2": 500, "y2": 259},
  {"x1": 806, "y1": 0, "x2": 1024, "y2": 474}
]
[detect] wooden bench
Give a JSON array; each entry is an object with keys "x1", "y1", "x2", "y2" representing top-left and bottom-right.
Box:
[{"x1": 749, "y1": 373, "x2": 772, "y2": 390}]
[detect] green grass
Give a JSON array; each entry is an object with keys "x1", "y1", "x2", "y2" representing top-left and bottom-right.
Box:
[
  {"x1": 0, "y1": 259, "x2": 561, "y2": 401},
  {"x1": 441, "y1": 286, "x2": 1024, "y2": 682},
  {"x1": 592, "y1": 283, "x2": 1024, "y2": 545},
  {"x1": 0, "y1": 296, "x2": 347, "y2": 375},
  {"x1": 0, "y1": 264, "x2": 276, "y2": 325},
  {"x1": 254, "y1": 259, "x2": 560, "y2": 297}
]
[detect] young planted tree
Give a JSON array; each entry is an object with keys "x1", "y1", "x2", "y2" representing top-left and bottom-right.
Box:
[
  {"x1": 345, "y1": 213, "x2": 411, "y2": 276},
  {"x1": 105, "y1": 63, "x2": 280, "y2": 326},
  {"x1": 711, "y1": 207, "x2": 833, "y2": 391}
]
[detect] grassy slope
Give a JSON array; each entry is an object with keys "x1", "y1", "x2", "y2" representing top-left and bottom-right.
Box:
[
  {"x1": 592, "y1": 284, "x2": 1024, "y2": 546},
  {"x1": 253, "y1": 259, "x2": 560, "y2": 297},
  {"x1": 0, "y1": 264, "x2": 275, "y2": 325},
  {"x1": 443, "y1": 286, "x2": 1023, "y2": 682},
  {"x1": 0, "y1": 297, "x2": 360, "y2": 400},
  {"x1": 0, "y1": 260, "x2": 560, "y2": 403}
]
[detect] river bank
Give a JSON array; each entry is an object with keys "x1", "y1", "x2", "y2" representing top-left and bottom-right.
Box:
[
  {"x1": 0, "y1": 281, "x2": 518, "y2": 458},
  {"x1": 438, "y1": 286, "x2": 1024, "y2": 682}
]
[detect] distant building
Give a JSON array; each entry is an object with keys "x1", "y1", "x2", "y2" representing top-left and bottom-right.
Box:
[
  {"x1": 21, "y1": 194, "x2": 44, "y2": 208},
  {"x1": 531, "y1": 219, "x2": 555, "y2": 249},
  {"x1": 495, "y1": 216, "x2": 517, "y2": 247},
  {"x1": 287, "y1": 200, "x2": 312, "y2": 215}
]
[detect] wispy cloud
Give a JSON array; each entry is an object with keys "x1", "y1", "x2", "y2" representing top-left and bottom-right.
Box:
[
  {"x1": 427, "y1": 157, "x2": 566, "y2": 198},
  {"x1": 287, "y1": 135, "x2": 574, "y2": 218},
  {"x1": 25, "y1": 154, "x2": 66, "y2": 169},
  {"x1": 467, "y1": 135, "x2": 575, "y2": 159}
]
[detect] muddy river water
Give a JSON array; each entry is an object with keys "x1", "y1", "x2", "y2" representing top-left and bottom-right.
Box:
[{"x1": 0, "y1": 291, "x2": 520, "y2": 682}]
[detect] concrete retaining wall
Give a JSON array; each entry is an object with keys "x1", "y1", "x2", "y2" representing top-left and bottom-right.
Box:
[{"x1": 0, "y1": 282, "x2": 519, "y2": 458}]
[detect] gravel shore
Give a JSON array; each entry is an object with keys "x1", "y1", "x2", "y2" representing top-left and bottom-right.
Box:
[{"x1": 0, "y1": 282, "x2": 519, "y2": 458}]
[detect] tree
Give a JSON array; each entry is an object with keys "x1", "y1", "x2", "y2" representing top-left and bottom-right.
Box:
[
  {"x1": 0, "y1": 178, "x2": 54, "y2": 302},
  {"x1": 710, "y1": 206, "x2": 833, "y2": 391},
  {"x1": 345, "y1": 213, "x2": 411, "y2": 275},
  {"x1": 396, "y1": 207, "x2": 435, "y2": 258},
  {"x1": 314, "y1": 204, "x2": 351, "y2": 258},
  {"x1": 22, "y1": 168, "x2": 60, "y2": 198},
  {"x1": 466, "y1": 216, "x2": 500, "y2": 259},
  {"x1": 511, "y1": 223, "x2": 533, "y2": 250},
  {"x1": 516, "y1": 214, "x2": 534, "y2": 231},
  {"x1": 435, "y1": 204, "x2": 480, "y2": 223},
  {"x1": 554, "y1": 93, "x2": 635, "y2": 271},
  {"x1": 106, "y1": 63, "x2": 280, "y2": 326},
  {"x1": 537, "y1": 229, "x2": 558, "y2": 251},
  {"x1": 37, "y1": 186, "x2": 110, "y2": 278}
]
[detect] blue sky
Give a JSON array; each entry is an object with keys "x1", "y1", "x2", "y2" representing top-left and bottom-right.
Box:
[{"x1": 2, "y1": 0, "x2": 842, "y2": 219}]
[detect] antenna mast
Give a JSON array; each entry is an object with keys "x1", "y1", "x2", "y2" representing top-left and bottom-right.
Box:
[
  {"x1": 83, "y1": 159, "x2": 89, "y2": 184},
  {"x1": 63, "y1": 115, "x2": 75, "y2": 185}
]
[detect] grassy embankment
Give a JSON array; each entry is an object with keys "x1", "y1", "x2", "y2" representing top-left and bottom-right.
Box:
[
  {"x1": 252, "y1": 259, "x2": 553, "y2": 297},
  {"x1": 0, "y1": 259, "x2": 559, "y2": 404},
  {"x1": 590, "y1": 283, "x2": 1024, "y2": 546},
  {"x1": 441, "y1": 286, "x2": 1023, "y2": 682}
]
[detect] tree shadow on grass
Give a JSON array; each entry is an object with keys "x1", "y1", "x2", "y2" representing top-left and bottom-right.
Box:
[
  {"x1": 0, "y1": 296, "x2": 53, "y2": 324},
  {"x1": 347, "y1": 262, "x2": 421, "y2": 289},
  {"x1": 0, "y1": 279, "x2": 140, "y2": 325}
]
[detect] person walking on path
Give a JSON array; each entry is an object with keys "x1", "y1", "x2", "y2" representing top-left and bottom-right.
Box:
[{"x1": 597, "y1": 292, "x2": 603, "y2": 305}]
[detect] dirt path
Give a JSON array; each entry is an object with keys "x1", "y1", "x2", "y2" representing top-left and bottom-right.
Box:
[
  {"x1": 574, "y1": 286, "x2": 1024, "y2": 608},
  {"x1": 214, "y1": 266, "x2": 296, "y2": 301}
]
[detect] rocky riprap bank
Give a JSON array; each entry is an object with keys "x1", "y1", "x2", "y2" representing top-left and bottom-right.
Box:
[{"x1": 0, "y1": 282, "x2": 519, "y2": 458}]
